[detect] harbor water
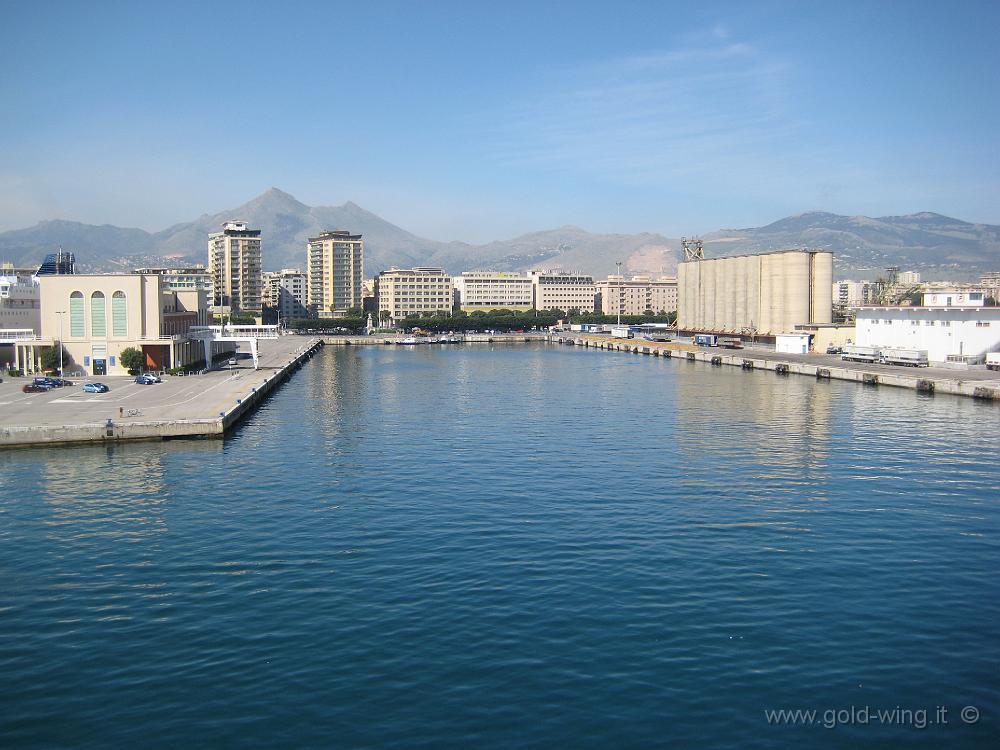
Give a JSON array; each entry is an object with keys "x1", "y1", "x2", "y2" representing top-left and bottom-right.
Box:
[{"x1": 1, "y1": 343, "x2": 997, "y2": 748}]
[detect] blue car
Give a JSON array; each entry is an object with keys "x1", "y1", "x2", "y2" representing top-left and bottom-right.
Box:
[
  {"x1": 135, "y1": 375, "x2": 157, "y2": 385},
  {"x1": 83, "y1": 382, "x2": 110, "y2": 393}
]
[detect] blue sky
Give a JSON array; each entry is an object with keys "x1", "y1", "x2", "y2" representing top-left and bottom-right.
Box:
[{"x1": 1, "y1": 0, "x2": 998, "y2": 241}]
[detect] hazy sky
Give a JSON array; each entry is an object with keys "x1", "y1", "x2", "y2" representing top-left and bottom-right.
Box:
[{"x1": 1, "y1": 0, "x2": 998, "y2": 242}]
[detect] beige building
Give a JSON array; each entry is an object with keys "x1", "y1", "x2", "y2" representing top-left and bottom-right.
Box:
[
  {"x1": 208, "y1": 221, "x2": 262, "y2": 313},
  {"x1": 307, "y1": 230, "x2": 364, "y2": 317},
  {"x1": 375, "y1": 268, "x2": 453, "y2": 319},
  {"x1": 453, "y1": 272, "x2": 534, "y2": 312},
  {"x1": 36, "y1": 274, "x2": 209, "y2": 376},
  {"x1": 597, "y1": 275, "x2": 678, "y2": 316},
  {"x1": 528, "y1": 270, "x2": 598, "y2": 312},
  {"x1": 678, "y1": 250, "x2": 833, "y2": 335}
]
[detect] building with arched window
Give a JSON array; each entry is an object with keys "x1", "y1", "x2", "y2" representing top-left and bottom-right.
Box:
[{"x1": 37, "y1": 274, "x2": 209, "y2": 375}]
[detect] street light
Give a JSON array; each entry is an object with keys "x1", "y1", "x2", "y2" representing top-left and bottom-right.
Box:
[
  {"x1": 615, "y1": 261, "x2": 623, "y2": 326},
  {"x1": 54, "y1": 310, "x2": 65, "y2": 376}
]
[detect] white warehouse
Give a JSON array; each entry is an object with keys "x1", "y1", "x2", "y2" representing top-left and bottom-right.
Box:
[{"x1": 855, "y1": 305, "x2": 1000, "y2": 364}]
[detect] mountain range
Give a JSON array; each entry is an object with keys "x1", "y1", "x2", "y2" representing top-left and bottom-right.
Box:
[{"x1": 1, "y1": 188, "x2": 997, "y2": 281}]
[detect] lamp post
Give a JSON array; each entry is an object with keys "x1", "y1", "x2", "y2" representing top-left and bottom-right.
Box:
[
  {"x1": 615, "y1": 261, "x2": 623, "y2": 326},
  {"x1": 54, "y1": 310, "x2": 65, "y2": 376}
]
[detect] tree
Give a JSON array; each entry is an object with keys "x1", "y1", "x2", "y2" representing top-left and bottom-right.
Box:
[
  {"x1": 41, "y1": 343, "x2": 70, "y2": 373},
  {"x1": 119, "y1": 347, "x2": 144, "y2": 375}
]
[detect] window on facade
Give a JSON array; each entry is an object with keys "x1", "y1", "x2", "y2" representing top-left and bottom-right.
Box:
[
  {"x1": 69, "y1": 291, "x2": 85, "y2": 337},
  {"x1": 91, "y1": 292, "x2": 106, "y2": 337},
  {"x1": 112, "y1": 291, "x2": 127, "y2": 336}
]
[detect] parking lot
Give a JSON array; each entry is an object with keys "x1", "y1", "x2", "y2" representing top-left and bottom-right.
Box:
[{"x1": 0, "y1": 336, "x2": 318, "y2": 429}]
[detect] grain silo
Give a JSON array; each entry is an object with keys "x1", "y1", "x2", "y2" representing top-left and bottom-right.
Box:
[{"x1": 677, "y1": 249, "x2": 834, "y2": 338}]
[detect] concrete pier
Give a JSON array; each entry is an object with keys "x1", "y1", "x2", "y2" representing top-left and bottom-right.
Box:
[
  {"x1": 0, "y1": 337, "x2": 324, "y2": 447},
  {"x1": 553, "y1": 334, "x2": 1000, "y2": 402}
]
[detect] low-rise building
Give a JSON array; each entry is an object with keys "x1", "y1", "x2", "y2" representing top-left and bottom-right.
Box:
[
  {"x1": 38, "y1": 274, "x2": 209, "y2": 375},
  {"x1": 596, "y1": 275, "x2": 678, "y2": 315},
  {"x1": 454, "y1": 272, "x2": 534, "y2": 312},
  {"x1": 528, "y1": 270, "x2": 597, "y2": 312},
  {"x1": 921, "y1": 289, "x2": 987, "y2": 308},
  {"x1": 133, "y1": 266, "x2": 212, "y2": 292},
  {"x1": 263, "y1": 269, "x2": 309, "y2": 321},
  {"x1": 855, "y1": 299, "x2": 1000, "y2": 364},
  {"x1": 375, "y1": 267, "x2": 454, "y2": 319}
]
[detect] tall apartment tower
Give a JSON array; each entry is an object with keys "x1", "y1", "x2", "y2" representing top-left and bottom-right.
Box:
[
  {"x1": 208, "y1": 221, "x2": 262, "y2": 313},
  {"x1": 306, "y1": 230, "x2": 363, "y2": 317}
]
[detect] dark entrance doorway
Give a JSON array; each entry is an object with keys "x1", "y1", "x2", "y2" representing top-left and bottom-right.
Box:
[{"x1": 93, "y1": 359, "x2": 107, "y2": 376}]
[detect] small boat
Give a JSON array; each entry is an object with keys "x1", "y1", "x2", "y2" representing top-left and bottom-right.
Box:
[
  {"x1": 437, "y1": 336, "x2": 461, "y2": 344},
  {"x1": 399, "y1": 336, "x2": 418, "y2": 345}
]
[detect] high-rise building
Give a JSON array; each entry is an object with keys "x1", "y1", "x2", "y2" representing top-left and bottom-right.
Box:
[
  {"x1": 453, "y1": 272, "x2": 534, "y2": 312},
  {"x1": 527, "y1": 270, "x2": 598, "y2": 312},
  {"x1": 306, "y1": 230, "x2": 363, "y2": 318},
  {"x1": 208, "y1": 221, "x2": 262, "y2": 313},
  {"x1": 263, "y1": 269, "x2": 309, "y2": 321},
  {"x1": 375, "y1": 268, "x2": 453, "y2": 320},
  {"x1": 596, "y1": 275, "x2": 678, "y2": 316}
]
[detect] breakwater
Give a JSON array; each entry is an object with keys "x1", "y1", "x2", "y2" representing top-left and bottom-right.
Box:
[{"x1": 555, "y1": 335, "x2": 1000, "y2": 401}]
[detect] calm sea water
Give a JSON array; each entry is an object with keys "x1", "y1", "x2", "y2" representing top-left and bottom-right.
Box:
[{"x1": 1, "y1": 344, "x2": 997, "y2": 749}]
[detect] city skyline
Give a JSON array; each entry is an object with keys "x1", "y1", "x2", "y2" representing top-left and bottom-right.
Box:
[{"x1": 2, "y1": 1, "x2": 999, "y2": 242}]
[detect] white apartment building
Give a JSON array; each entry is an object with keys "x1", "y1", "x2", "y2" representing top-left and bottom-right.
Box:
[
  {"x1": 208, "y1": 221, "x2": 262, "y2": 313},
  {"x1": 979, "y1": 272, "x2": 1000, "y2": 301},
  {"x1": 454, "y1": 272, "x2": 534, "y2": 312},
  {"x1": 307, "y1": 230, "x2": 363, "y2": 317},
  {"x1": 0, "y1": 268, "x2": 41, "y2": 333},
  {"x1": 528, "y1": 270, "x2": 597, "y2": 312},
  {"x1": 832, "y1": 280, "x2": 875, "y2": 308},
  {"x1": 375, "y1": 267, "x2": 453, "y2": 319},
  {"x1": 596, "y1": 275, "x2": 678, "y2": 316},
  {"x1": 263, "y1": 269, "x2": 309, "y2": 321}
]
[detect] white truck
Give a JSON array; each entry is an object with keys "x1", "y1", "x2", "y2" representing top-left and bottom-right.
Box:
[
  {"x1": 879, "y1": 348, "x2": 929, "y2": 367},
  {"x1": 841, "y1": 344, "x2": 881, "y2": 363},
  {"x1": 987, "y1": 352, "x2": 1000, "y2": 371}
]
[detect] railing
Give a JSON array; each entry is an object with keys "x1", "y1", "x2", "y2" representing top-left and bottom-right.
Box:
[{"x1": 0, "y1": 329, "x2": 39, "y2": 342}]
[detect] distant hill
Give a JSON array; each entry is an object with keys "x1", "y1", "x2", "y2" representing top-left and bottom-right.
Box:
[
  {"x1": 703, "y1": 211, "x2": 1000, "y2": 280},
  {"x1": 1, "y1": 191, "x2": 996, "y2": 280}
]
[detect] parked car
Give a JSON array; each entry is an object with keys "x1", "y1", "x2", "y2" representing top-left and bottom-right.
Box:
[
  {"x1": 227, "y1": 358, "x2": 238, "y2": 366},
  {"x1": 139, "y1": 372, "x2": 162, "y2": 382},
  {"x1": 50, "y1": 377, "x2": 73, "y2": 387},
  {"x1": 826, "y1": 345, "x2": 842, "y2": 354},
  {"x1": 135, "y1": 375, "x2": 158, "y2": 385},
  {"x1": 23, "y1": 383, "x2": 52, "y2": 393},
  {"x1": 83, "y1": 382, "x2": 110, "y2": 393}
]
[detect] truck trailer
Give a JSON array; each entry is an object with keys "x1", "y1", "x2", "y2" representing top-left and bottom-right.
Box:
[
  {"x1": 841, "y1": 344, "x2": 881, "y2": 363},
  {"x1": 986, "y1": 352, "x2": 1000, "y2": 371},
  {"x1": 879, "y1": 348, "x2": 929, "y2": 367}
]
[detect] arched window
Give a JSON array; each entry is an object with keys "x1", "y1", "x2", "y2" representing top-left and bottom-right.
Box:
[
  {"x1": 69, "y1": 292, "x2": 84, "y2": 337},
  {"x1": 111, "y1": 291, "x2": 127, "y2": 337},
  {"x1": 91, "y1": 291, "x2": 106, "y2": 337}
]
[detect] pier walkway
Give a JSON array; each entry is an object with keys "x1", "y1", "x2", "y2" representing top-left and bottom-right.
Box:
[{"x1": 0, "y1": 336, "x2": 322, "y2": 447}]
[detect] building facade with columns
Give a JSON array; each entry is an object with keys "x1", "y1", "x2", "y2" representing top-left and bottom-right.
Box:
[{"x1": 37, "y1": 274, "x2": 208, "y2": 376}]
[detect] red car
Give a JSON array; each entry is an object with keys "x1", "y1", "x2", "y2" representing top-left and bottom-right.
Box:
[{"x1": 23, "y1": 383, "x2": 52, "y2": 393}]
